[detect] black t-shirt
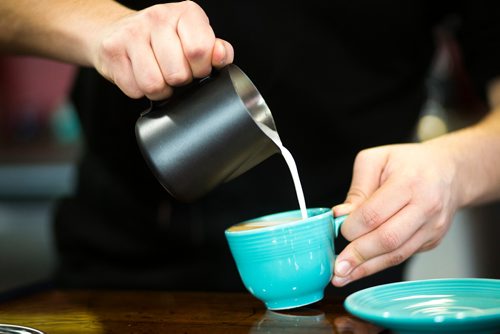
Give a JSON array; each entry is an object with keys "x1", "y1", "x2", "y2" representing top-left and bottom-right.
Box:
[{"x1": 53, "y1": 1, "x2": 500, "y2": 293}]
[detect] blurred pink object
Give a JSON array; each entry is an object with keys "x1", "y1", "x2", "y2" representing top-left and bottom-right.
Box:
[{"x1": 0, "y1": 56, "x2": 76, "y2": 141}]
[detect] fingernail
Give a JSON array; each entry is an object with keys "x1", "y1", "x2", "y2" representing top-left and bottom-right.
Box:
[
  {"x1": 333, "y1": 203, "x2": 353, "y2": 216},
  {"x1": 333, "y1": 275, "x2": 351, "y2": 287},
  {"x1": 217, "y1": 40, "x2": 226, "y2": 65},
  {"x1": 335, "y1": 261, "x2": 352, "y2": 276},
  {"x1": 334, "y1": 203, "x2": 350, "y2": 210}
]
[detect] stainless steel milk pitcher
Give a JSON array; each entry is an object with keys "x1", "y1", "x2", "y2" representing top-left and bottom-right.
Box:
[{"x1": 135, "y1": 64, "x2": 280, "y2": 202}]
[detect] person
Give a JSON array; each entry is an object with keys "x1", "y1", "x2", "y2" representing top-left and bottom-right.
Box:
[{"x1": 1, "y1": 1, "x2": 499, "y2": 295}]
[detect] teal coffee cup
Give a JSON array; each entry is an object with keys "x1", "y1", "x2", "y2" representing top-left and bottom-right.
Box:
[{"x1": 225, "y1": 208, "x2": 346, "y2": 310}]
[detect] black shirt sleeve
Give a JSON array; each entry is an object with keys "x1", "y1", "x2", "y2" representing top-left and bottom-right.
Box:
[{"x1": 456, "y1": 0, "x2": 500, "y2": 103}]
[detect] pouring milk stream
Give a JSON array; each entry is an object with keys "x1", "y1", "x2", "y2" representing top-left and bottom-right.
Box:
[{"x1": 258, "y1": 124, "x2": 308, "y2": 220}]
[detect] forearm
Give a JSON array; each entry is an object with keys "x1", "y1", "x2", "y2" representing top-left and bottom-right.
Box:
[
  {"x1": 1, "y1": 1, "x2": 234, "y2": 100},
  {"x1": 332, "y1": 80, "x2": 500, "y2": 285},
  {"x1": 426, "y1": 79, "x2": 500, "y2": 207},
  {"x1": 0, "y1": 0, "x2": 133, "y2": 66}
]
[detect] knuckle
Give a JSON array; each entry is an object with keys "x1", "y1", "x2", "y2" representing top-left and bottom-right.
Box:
[
  {"x1": 404, "y1": 171, "x2": 425, "y2": 194},
  {"x1": 430, "y1": 237, "x2": 442, "y2": 249},
  {"x1": 197, "y1": 63, "x2": 213, "y2": 77},
  {"x1": 360, "y1": 206, "x2": 383, "y2": 229},
  {"x1": 424, "y1": 191, "x2": 444, "y2": 215},
  {"x1": 185, "y1": 44, "x2": 212, "y2": 62},
  {"x1": 116, "y1": 80, "x2": 143, "y2": 99},
  {"x1": 387, "y1": 252, "x2": 406, "y2": 267},
  {"x1": 141, "y1": 74, "x2": 166, "y2": 95},
  {"x1": 144, "y1": 4, "x2": 170, "y2": 22},
  {"x1": 350, "y1": 264, "x2": 368, "y2": 280},
  {"x1": 424, "y1": 231, "x2": 445, "y2": 250},
  {"x1": 164, "y1": 70, "x2": 191, "y2": 86},
  {"x1": 122, "y1": 21, "x2": 144, "y2": 40},
  {"x1": 354, "y1": 149, "x2": 372, "y2": 164},
  {"x1": 99, "y1": 36, "x2": 123, "y2": 61},
  {"x1": 426, "y1": 241, "x2": 439, "y2": 251},
  {"x1": 106, "y1": 68, "x2": 144, "y2": 99},
  {"x1": 379, "y1": 229, "x2": 401, "y2": 252},
  {"x1": 125, "y1": 89, "x2": 144, "y2": 99},
  {"x1": 433, "y1": 217, "x2": 448, "y2": 234},
  {"x1": 420, "y1": 239, "x2": 439, "y2": 252},
  {"x1": 428, "y1": 216, "x2": 450, "y2": 243},
  {"x1": 349, "y1": 245, "x2": 366, "y2": 265},
  {"x1": 346, "y1": 187, "x2": 369, "y2": 202},
  {"x1": 354, "y1": 147, "x2": 380, "y2": 166},
  {"x1": 180, "y1": 0, "x2": 205, "y2": 15}
]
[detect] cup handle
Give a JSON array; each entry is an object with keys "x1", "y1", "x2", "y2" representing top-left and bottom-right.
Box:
[{"x1": 333, "y1": 215, "x2": 347, "y2": 238}]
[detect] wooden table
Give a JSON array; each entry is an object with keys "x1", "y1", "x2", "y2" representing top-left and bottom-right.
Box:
[{"x1": 0, "y1": 290, "x2": 388, "y2": 333}]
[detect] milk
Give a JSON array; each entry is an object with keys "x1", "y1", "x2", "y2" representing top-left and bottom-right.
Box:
[{"x1": 259, "y1": 124, "x2": 308, "y2": 220}]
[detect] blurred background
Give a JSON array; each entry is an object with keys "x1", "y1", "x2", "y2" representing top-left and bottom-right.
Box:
[
  {"x1": 405, "y1": 24, "x2": 500, "y2": 281},
  {"x1": 0, "y1": 25, "x2": 498, "y2": 295},
  {"x1": 0, "y1": 56, "x2": 80, "y2": 294}
]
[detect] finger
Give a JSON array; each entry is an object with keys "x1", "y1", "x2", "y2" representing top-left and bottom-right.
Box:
[
  {"x1": 332, "y1": 203, "x2": 354, "y2": 217},
  {"x1": 211, "y1": 38, "x2": 234, "y2": 68},
  {"x1": 343, "y1": 148, "x2": 389, "y2": 209},
  {"x1": 418, "y1": 218, "x2": 449, "y2": 252},
  {"x1": 338, "y1": 149, "x2": 391, "y2": 239},
  {"x1": 342, "y1": 176, "x2": 412, "y2": 241},
  {"x1": 334, "y1": 203, "x2": 423, "y2": 278},
  {"x1": 151, "y1": 23, "x2": 193, "y2": 86},
  {"x1": 177, "y1": 2, "x2": 216, "y2": 78},
  {"x1": 127, "y1": 40, "x2": 172, "y2": 100},
  {"x1": 419, "y1": 239, "x2": 440, "y2": 252},
  {"x1": 332, "y1": 227, "x2": 428, "y2": 287},
  {"x1": 109, "y1": 55, "x2": 143, "y2": 99}
]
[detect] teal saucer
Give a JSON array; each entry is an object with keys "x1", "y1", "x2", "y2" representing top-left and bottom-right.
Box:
[{"x1": 344, "y1": 278, "x2": 500, "y2": 334}]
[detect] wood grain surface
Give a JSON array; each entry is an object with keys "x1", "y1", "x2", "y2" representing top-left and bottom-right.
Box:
[{"x1": 0, "y1": 290, "x2": 386, "y2": 333}]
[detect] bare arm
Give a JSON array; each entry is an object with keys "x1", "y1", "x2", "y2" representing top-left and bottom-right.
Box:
[
  {"x1": 0, "y1": 0, "x2": 130, "y2": 66},
  {"x1": 438, "y1": 80, "x2": 500, "y2": 207},
  {"x1": 0, "y1": 0, "x2": 234, "y2": 100},
  {"x1": 331, "y1": 79, "x2": 500, "y2": 287}
]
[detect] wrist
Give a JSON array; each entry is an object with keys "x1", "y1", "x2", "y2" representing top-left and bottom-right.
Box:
[
  {"x1": 425, "y1": 114, "x2": 500, "y2": 208},
  {"x1": 57, "y1": 1, "x2": 135, "y2": 67},
  {"x1": 80, "y1": 2, "x2": 135, "y2": 68}
]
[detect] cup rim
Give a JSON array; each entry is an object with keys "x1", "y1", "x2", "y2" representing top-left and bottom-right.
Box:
[{"x1": 225, "y1": 207, "x2": 332, "y2": 235}]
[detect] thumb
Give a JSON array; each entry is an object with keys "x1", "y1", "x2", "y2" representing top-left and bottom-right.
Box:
[
  {"x1": 333, "y1": 147, "x2": 389, "y2": 217},
  {"x1": 211, "y1": 38, "x2": 234, "y2": 68}
]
